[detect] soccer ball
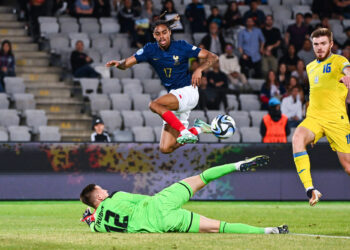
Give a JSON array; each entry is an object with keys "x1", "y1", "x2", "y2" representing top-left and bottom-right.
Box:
[{"x1": 211, "y1": 114, "x2": 236, "y2": 139}]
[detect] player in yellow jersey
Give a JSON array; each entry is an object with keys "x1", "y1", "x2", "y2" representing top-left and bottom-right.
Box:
[{"x1": 292, "y1": 28, "x2": 350, "y2": 206}]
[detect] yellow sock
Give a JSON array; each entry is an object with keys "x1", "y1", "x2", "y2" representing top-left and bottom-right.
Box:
[{"x1": 293, "y1": 151, "x2": 313, "y2": 190}]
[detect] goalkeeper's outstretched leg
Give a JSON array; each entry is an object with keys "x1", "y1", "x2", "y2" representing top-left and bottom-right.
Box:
[{"x1": 179, "y1": 155, "x2": 288, "y2": 234}]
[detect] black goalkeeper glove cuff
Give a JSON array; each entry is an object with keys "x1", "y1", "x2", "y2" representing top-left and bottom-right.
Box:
[
  {"x1": 306, "y1": 188, "x2": 315, "y2": 199},
  {"x1": 81, "y1": 208, "x2": 95, "y2": 227}
]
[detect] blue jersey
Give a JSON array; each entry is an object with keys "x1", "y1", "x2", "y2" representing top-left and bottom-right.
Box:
[{"x1": 134, "y1": 40, "x2": 201, "y2": 92}]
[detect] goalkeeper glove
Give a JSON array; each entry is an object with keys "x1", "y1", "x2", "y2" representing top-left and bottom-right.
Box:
[{"x1": 81, "y1": 207, "x2": 95, "y2": 227}]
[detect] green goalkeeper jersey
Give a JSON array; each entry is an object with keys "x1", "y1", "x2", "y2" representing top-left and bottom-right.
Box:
[
  {"x1": 90, "y1": 191, "x2": 150, "y2": 233},
  {"x1": 89, "y1": 182, "x2": 198, "y2": 233}
]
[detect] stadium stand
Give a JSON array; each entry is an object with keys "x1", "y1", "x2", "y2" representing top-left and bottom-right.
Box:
[
  {"x1": 0, "y1": 127, "x2": 8, "y2": 141},
  {"x1": 132, "y1": 126, "x2": 155, "y2": 142},
  {"x1": 24, "y1": 109, "x2": 48, "y2": 134},
  {"x1": 113, "y1": 129, "x2": 133, "y2": 142},
  {"x1": 99, "y1": 110, "x2": 122, "y2": 132},
  {"x1": 8, "y1": 126, "x2": 31, "y2": 142},
  {"x1": 38, "y1": 126, "x2": 61, "y2": 141},
  {"x1": 110, "y1": 93, "x2": 132, "y2": 110},
  {"x1": 0, "y1": 93, "x2": 9, "y2": 109},
  {"x1": 0, "y1": 0, "x2": 345, "y2": 143},
  {"x1": 240, "y1": 127, "x2": 262, "y2": 143}
]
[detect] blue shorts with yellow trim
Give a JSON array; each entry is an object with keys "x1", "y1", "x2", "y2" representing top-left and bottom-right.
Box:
[{"x1": 299, "y1": 117, "x2": 350, "y2": 153}]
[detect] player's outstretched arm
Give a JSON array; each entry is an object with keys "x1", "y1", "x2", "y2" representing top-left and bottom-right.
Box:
[
  {"x1": 105, "y1": 56, "x2": 137, "y2": 70},
  {"x1": 191, "y1": 49, "x2": 219, "y2": 86}
]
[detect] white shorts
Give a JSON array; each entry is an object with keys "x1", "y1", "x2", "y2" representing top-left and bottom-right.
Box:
[{"x1": 163, "y1": 85, "x2": 199, "y2": 128}]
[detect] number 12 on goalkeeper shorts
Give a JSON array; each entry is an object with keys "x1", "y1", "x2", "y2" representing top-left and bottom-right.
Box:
[{"x1": 347, "y1": 134, "x2": 350, "y2": 144}]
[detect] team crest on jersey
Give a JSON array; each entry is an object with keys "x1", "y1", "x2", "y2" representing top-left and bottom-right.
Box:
[
  {"x1": 136, "y1": 48, "x2": 144, "y2": 55},
  {"x1": 314, "y1": 75, "x2": 319, "y2": 84},
  {"x1": 173, "y1": 55, "x2": 180, "y2": 65}
]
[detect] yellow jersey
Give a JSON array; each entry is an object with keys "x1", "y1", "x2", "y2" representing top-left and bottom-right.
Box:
[{"x1": 306, "y1": 54, "x2": 350, "y2": 124}]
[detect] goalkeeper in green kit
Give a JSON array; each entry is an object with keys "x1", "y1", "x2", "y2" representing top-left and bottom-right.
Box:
[{"x1": 80, "y1": 155, "x2": 288, "y2": 234}]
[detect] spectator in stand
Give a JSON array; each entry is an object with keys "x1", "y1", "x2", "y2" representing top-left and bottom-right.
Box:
[
  {"x1": 0, "y1": 40, "x2": 15, "y2": 92},
  {"x1": 70, "y1": 40, "x2": 101, "y2": 78},
  {"x1": 332, "y1": 41, "x2": 343, "y2": 55},
  {"x1": 311, "y1": 0, "x2": 334, "y2": 18},
  {"x1": 286, "y1": 76, "x2": 298, "y2": 92},
  {"x1": 52, "y1": 0, "x2": 70, "y2": 16},
  {"x1": 261, "y1": 15, "x2": 282, "y2": 77},
  {"x1": 284, "y1": 13, "x2": 308, "y2": 52},
  {"x1": 286, "y1": 75, "x2": 306, "y2": 105},
  {"x1": 91, "y1": 117, "x2": 111, "y2": 142},
  {"x1": 219, "y1": 43, "x2": 248, "y2": 90},
  {"x1": 343, "y1": 27, "x2": 350, "y2": 48},
  {"x1": 132, "y1": 25, "x2": 151, "y2": 48},
  {"x1": 160, "y1": 0, "x2": 184, "y2": 33},
  {"x1": 279, "y1": 44, "x2": 300, "y2": 73},
  {"x1": 93, "y1": 0, "x2": 111, "y2": 17},
  {"x1": 74, "y1": 0, "x2": 95, "y2": 17},
  {"x1": 281, "y1": 86, "x2": 303, "y2": 128},
  {"x1": 118, "y1": 0, "x2": 138, "y2": 34},
  {"x1": 277, "y1": 63, "x2": 290, "y2": 87},
  {"x1": 297, "y1": 39, "x2": 314, "y2": 65},
  {"x1": 161, "y1": 0, "x2": 178, "y2": 19},
  {"x1": 260, "y1": 97, "x2": 290, "y2": 143},
  {"x1": 197, "y1": 75, "x2": 220, "y2": 111},
  {"x1": 207, "y1": 6, "x2": 223, "y2": 29},
  {"x1": 160, "y1": 0, "x2": 177, "y2": 15},
  {"x1": 316, "y1": 16, "x2": 332, "y2": 31},
  {"x1": 342, "y1": 47, "x2": 350, "y2": 60},
  {"x1": 291, "y1": 59, "x2": 308, "y2": 86},
  {"x1": 201, "y1": 22, "x2": 226, "y2": 55},
  {"x1": 140, "y1": 0, "x2": 159, "y2": 21},
  {"x1": 223, "y1": 1, "x2": 242, "y2": 29},
  {"x1": 206, "y1": 62, "x2": 228, "y2": 110},
  {"x1": 18, "y1": 0, "x2": 29, "y2": 21},
  {"x1": 304, "y1": 13, "x2": 314, "y2": 35},
  {"x1": 185, "y1": 0, "x2": 207, "y2": 33},
  {"x1": 29, "y1": 0, "x2": 48, "y2": 40},
  {"x1": 242, "y1": 0, "x2": 265, "y2": 27},
  {"x1": 260, "y1": 70, "x2": 286, "y2": 110},
  {"x1": 333, "y1": 0, "x2": 350, "y2": 19},
  {"x1": 238, "y1": 17, "x2": 265, "y2": 78}
]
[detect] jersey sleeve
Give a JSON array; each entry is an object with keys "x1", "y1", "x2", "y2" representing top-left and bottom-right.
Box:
[
  {"x1": 134, "y1": 43, "x2": 152, "y2": 63},
  {"x1": 89, "y1": 221, "x2": 98, "y2": 232},
  {"x1": 337, "y1": 55, "x2": 350, "y2": 74},
  {"x1": 180, "y1": 40, "x2": 201, "y2": 58}
]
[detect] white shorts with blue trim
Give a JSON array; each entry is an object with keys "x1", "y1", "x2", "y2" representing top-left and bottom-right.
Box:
[{"x1": 163, "y1": 85, "x2": 199, "y2": 128}]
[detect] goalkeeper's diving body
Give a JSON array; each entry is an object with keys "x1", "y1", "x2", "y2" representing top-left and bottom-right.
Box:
[{"x1": 80, "y1": 155, "x2": 288, "y2": 234}]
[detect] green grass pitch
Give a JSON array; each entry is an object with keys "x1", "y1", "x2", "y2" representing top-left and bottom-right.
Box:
[{"x1": 1, "y1": 201, "x2": 350, "y2": 249}]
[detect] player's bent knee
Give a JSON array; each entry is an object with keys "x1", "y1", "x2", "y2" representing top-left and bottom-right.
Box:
[
  {"x1": 149, "y1": 100, "x2": 156, "y2": 112},
  {"x1": 159, "y1": 144, "x2": 174, "y2": 154},
  {"x1": 292, "y1": 131, "x2": 306, "y2": 151},
  {"x1": 343, "y1": 164, "x2": 350, "y2": 175}
]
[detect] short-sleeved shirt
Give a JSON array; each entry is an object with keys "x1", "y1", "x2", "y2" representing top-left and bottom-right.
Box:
[
  {"x1": 134, "y1": 40, "x2": 201, "y2": 92},
  {"x1": 262, "y1": 27, "x2": 281, "y2": 57},
  {"x1": 286, "y1": 24, "x2": 308, "y2": 51},
  {"x1": 306, "y1": 54, "x2": 350, "y2": 123}
]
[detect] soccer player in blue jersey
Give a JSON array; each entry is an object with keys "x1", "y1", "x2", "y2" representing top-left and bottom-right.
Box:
[{"x1": 106, "y1": 15, "x2": 216, "y2": 154}]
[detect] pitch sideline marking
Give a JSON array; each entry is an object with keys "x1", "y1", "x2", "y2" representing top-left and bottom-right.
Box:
[{"x1": 290, "y1": 233, "x2": 350, "y2": 240}]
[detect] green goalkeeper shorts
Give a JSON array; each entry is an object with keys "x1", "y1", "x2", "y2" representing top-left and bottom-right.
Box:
[{"x1": 128, "y1": 181, "x2": 200, "y2": 233}]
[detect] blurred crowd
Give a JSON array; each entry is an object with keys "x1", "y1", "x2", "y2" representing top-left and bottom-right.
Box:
[{"x1": 15, "y1": 0, "x2": 350, "y2": 122}]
